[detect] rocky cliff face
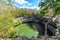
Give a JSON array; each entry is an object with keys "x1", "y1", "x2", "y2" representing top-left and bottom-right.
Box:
[{"x1": 55, "y1": 15, "x2": 60, "y2": 26}]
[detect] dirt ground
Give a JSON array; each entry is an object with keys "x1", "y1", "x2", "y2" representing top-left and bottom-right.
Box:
[{"x1": 0, "y1": 36, "x2": 60, "y2": 40}]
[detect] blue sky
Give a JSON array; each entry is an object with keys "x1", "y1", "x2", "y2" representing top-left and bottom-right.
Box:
[{"x1": 14, "y1": 0, "x2": 41, "y2": 10}]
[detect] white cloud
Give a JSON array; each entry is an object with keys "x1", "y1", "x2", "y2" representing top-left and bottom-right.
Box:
[
  {"x1": 20, "y1": 5, "x2": 26, "y2": 8},
  {"x1": 28, "y1": 3, "x2": 32, "y2": 5},
  {"x1": 30, "y1": 6, "x2": 40, "y2": 10},
  {"x1": 14, "y1": 0, "x2": 40, "y2": 10},
  {"x1": 19, "y1": 6, "x2": 40, "y2": 10},
  {"x1": 15, "y1": 0, "x2": 29, "y2": 4},
  {"x1": 14, "y1": 4, "x2": 40, "y2": 10}
]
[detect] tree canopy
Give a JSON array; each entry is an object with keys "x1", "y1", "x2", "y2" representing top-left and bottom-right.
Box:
[{"x1": 38, "y1": 0, "x2": 60, "y2": 16}]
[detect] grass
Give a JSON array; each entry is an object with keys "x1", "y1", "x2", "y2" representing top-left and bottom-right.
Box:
[{"x1": 15, "y1": 23, "x2": 38, "y2": 39}]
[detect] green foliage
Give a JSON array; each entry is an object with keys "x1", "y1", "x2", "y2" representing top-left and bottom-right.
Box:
[
  {"x1": 15, "y1": 23, "x2": 38, "y2": 39},
  {"x1": 19, "y1": 8, "x2": 35, "y2": 17},
  {"x1": 55, "y1": 28, "x2": 59, "y2": 36},
  {"x1": 14, "y1": 18, "x2": 22, "y2": 26},
  {"x1": 37, "y1": 10, "x2": 47, "y2": 16},
  {"x1": 57, "y1": 26, "x2": 60, "y2": 34},
  {"x1": 38, "y1": 0, "x2": 60, "y2": 16},
  {"x1": 0, "y1": 0, "x2": 4, "y2": 1},
  {"x1": 0, "y1": 13, "x2": 16, "y2": 37}
]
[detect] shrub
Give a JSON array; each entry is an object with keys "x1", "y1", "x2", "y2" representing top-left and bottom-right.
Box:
[
  {"x1": 0, "y1": 13, "x2": 16, "y2": 37},
  {"x1": 14, "y1": 18, "x2": 22, "y2": 26}
]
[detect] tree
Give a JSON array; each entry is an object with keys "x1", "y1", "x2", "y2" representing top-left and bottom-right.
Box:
[
  {"x1": 6, "y1": 0, "x2": 15, "y2": 5},
  {"x1": 0, "y1": 0, "x2": 15, "y2": 6},
  {"x1": 38, "y1": 0, "x2": 60, "y2": 16},
  {"x1": 38, "y1": 0, "x2": 60, "y2": 40}
]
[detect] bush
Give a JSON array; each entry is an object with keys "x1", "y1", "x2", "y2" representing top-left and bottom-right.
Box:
[
  {"x1": 0, "y1": 13, "x2": 16, "y2": 37},
  {"x1": 57, "y1": 26, "x2": 60, "y2": 35},
  {"x1": 14, "y1": 18, "x2": 22, "y2": 26},
  {"x1": 55, "y1": 28, "x2": 59, "y2": 36}
]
